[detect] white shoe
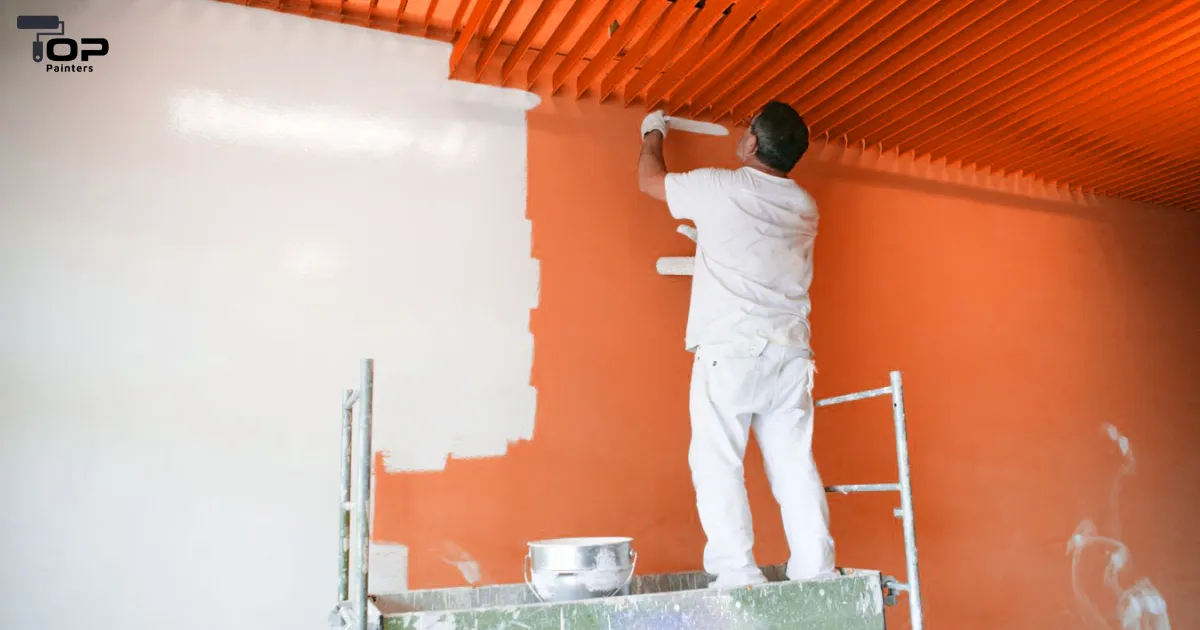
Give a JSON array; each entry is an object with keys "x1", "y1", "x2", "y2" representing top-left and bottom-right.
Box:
[
  {"x1": 785, "y1": 568, "x2": 840, "y2": 582},
  {"x1": 708, "y1": 570, "x2": 768, "y2": 589}
]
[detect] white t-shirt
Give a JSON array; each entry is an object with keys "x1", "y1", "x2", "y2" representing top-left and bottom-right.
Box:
[{"x1": 664, "y1": 166, "x2": 818, "y2": 353}]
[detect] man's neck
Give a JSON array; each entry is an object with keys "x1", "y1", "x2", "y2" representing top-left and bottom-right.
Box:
[{"x1": 746, "y1": 162, "x2": 789, "y2": 179}]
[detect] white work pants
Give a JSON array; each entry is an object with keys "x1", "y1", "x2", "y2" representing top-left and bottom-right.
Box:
[{"x1": 688, "y1": 342, "x2": 835, "y2": 587}]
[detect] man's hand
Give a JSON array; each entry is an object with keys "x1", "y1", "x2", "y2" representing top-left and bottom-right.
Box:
[{"x1": 641, "y1": 110, "x2": 668, "y2": 140}]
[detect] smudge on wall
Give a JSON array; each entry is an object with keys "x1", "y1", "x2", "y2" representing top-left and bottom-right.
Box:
[
  {"x1": 1069, "y1": 424, "x2": 1171, "y2": 630},
  {"x1": 439, "y1": 541, "x2": 485, "y2": 585}
]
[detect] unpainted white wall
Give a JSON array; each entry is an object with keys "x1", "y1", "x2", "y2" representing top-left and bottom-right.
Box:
[{"x1": 0, "y1": 1, "x2": 540, "y2": 628}]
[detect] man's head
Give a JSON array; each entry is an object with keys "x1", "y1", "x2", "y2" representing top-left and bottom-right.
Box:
[{"x1": 736, "y1": 101, "x2": 810, "y2": 175}]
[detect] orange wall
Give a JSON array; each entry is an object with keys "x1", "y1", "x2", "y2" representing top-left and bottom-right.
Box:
[{"x1": 373, "y1": 98, "x2": 1200, "y2": 628}]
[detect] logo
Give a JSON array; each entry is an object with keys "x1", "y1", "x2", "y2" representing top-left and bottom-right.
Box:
[{"x1": 16, "y1": 15, "x2": 108, "y2": 73}]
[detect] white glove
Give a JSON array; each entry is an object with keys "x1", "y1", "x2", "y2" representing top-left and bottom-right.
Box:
[{"x1": 641, "y1": 110, "x2": 668, "y2": 139}]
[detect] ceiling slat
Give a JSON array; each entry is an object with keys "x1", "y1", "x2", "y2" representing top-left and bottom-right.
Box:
[
  {"x1": 477, "y1": 0, "x2": 507, "y2": 39},
  {"x1": 476, "y1": 0, "x2": 526, "y2": 78},
  {"x1": 451, "y1": 0, "x2": 474, "y2": 33},
  {"x1": 616, "y1": 4, "x2": 709, "y2": 105},
  {"x1": 527, "y1": 0, "x2": 594, "y2": 87},
  {"x1": 424, "y1": 0, "x2": 439, "y2": 27},
  {"x1": 499, "y1": 0, "x2": 561, "y2": 84},
  {"x1": 1162, "y1": 190, "x2": 1200, "y2": 209},
  {"x1": 645, "y1": 0, "x2": 767, "y2": 111},
  {"x1": 917, "y1": 0, "x2": 1188, "y2": 159},
  {"x1": 598, "y1": 0, "x2": 691, "y2": 102},
  {"x1": 698, "y1": 1, "x2": 842, "y2": 117},
  {"x1": 1107, "y1": 164, "x2": 1200, "y2": 201},
  {"x1": 986, "y1": 53, "x2": 1200, "y2": 179},
  {"x1": 1157, "y1": 187, "x2": 1200, "y2": 208},
  {"x1": 1089, "y1": 150, "x2": 1200, "y2": 195},
  {"x1": 661, "y1": 0, "x2": 811, "y2": 114},
  {"x1": 726, "y1": 0, "x2": 923, "y2": 122},
  {"x1": 574, "y1": 0, "x2": 663, "y2": 99},
  {"x1": 551, "y1": 0, "x2": 624, "y2": 94},
  {"x1": 813, "y1": 0, "x2": 1033, "y2": 136},
  {"x1": 839, "y1": 2, "x2": 1068, "y2": 143},
  {"x1": 1116, "y1": 167, "x2": 1200, "y2": 202},
  {"x1": 450, "y1": 0, "x2": 504, "y2": 76},
  {"x1": 863, "y1": 2, "x2": 1108, "y2": 148},
  {"x1": 900, "y1": 0, "x2": 1150, "y2": 157},
  {"x1": 782, "y1": 0, "x2": 974, "y2": 119},
  {"x1": 946, "y1": 9, "x2": 1200, "y2": 168},
  {"x1": 621, "y1": 0, "x2": 728, "y2": 105}
]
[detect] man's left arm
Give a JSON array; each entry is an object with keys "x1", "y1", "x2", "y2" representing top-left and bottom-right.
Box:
[
  {"x1": 638, "y1": 111, "x2": 719, "y2": 225},
  {"x1": 638, "y1": 111, "x2": 669, "y2": 201}
]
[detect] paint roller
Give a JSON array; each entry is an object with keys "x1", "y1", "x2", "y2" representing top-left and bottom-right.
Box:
[
  {"x1": 641, "y1": 110, "x2": 730, "y2": 136},
  {"x1": 656, "y1": 226, "x2": 698, "y2": 276},
  {"x1": 664, "y1": 116, "x2": 729, "y2": 137}
]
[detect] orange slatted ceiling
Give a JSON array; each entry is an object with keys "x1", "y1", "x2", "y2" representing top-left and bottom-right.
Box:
[{"x1": 220, "y1": 0, "x2": 1200, "y2": 212}]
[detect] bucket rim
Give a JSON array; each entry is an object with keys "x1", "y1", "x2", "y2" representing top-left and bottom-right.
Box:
[{"x1": 527, "y1": 536, "x2": 633, "y2": 548}]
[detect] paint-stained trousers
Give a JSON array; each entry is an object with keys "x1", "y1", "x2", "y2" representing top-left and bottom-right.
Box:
[{"x1": 688, "y1": 341, "x2": 836, "y2": 587}]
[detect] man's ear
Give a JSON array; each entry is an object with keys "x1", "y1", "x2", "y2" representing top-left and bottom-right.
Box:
[{"x1": 744, "y1": 130, "x2": 758, "y2": 158}]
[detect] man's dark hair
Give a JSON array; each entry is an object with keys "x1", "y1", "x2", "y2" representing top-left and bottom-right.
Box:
[{"x1": 750, "y1": 101, "x2": 810, "y2": 173}]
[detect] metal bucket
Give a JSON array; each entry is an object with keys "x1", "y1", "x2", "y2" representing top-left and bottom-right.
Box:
[{"x1": 524, "y1": 537, "x2": 637, "y2": 603}]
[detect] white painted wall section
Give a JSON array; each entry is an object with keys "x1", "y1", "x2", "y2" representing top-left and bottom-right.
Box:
[{"x1": 0, "y1": 1, "x2": 540, "y2": 629}]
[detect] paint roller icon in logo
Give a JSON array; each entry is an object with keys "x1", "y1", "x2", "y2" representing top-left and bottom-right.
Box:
[
  {"x1": 16, "y1": 15, "x2": 63, "y2": 62},
  {"x1": 16, "y1": 15, "x2": 108, "y2": 66}
]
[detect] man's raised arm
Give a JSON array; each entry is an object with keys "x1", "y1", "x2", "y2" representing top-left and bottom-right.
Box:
[{"x1": 638, "y1": 111, "x2": 669, "y2": 201}]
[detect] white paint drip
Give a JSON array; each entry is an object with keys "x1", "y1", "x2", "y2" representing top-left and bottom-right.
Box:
[
  {"x1": 594, "y1": 548, "x2": 618, "y2": 570},
  {"x1": 1068, "y1": 423, "x2": 1170, "y2": 629},
  {"x1": 579, "y1": 567, "x2": 627, "y2": 592},
  {"x1": 529, "y1": 568, "x2": 561, "y2": 599},
  {"x1": 577, "y1": 547, "x2": 627, "y2": 591},
  {"x1": 1101, "y1": 422, "x2": 1137, "y2": 540},
  {"x1": 422, "y1": 615, "x2": 460, "y2": 630},
  {"x1": 440, "y1": 541, "x2": 483, "y2": 585}
]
